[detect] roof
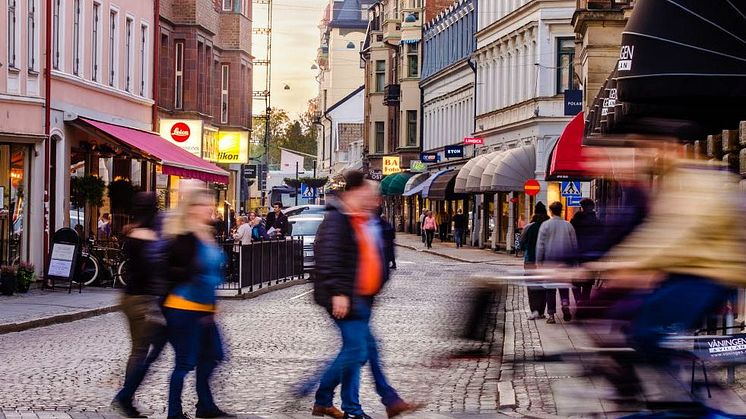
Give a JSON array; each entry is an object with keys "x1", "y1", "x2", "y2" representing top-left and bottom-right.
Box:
[
  {"x1": 324, "y1": 85, "x2": 365, "y2": 115},
  {"x1": 329, "y1": 0, "x2": 371, "y2": 28}
]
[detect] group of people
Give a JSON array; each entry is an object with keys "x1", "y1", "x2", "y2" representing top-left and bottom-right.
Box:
[
  {"x1": 418, "y1": 209, "x2": 468, "y2": 249},
  {"x1": 232, "y1": 202, "x2": 290, "y2": 245}
]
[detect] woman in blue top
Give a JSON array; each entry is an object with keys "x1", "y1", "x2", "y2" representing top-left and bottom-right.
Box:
[{"x1": 161, "y1": 182, "x2": 232, "y2": 419}]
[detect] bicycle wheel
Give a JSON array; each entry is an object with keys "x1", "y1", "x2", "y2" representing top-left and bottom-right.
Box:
[
  {"x1": 116, "y1": 260, "x2": 128, "y2": 287},
  {"x1": 74, "y1": 255, "x2": 100, "y2": 286}
]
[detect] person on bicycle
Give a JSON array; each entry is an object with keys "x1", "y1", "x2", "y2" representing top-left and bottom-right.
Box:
[{"x1": 112, "y1": 193, "x2": 168, "y2": 418}]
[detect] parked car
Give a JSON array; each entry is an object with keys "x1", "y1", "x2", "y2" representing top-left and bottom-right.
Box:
[
  {"x1": 288, "y1": 215, "x2": 323, "y2": 271},
  {"x1": 283, "y1": 204, "x2": 325, "y2": 218}
]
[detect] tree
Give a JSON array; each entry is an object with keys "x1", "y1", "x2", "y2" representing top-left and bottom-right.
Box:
[
  {"x1": 252, "y1": 106, "x2": 318, "y2": 170},
  {"x1": 251, "y1": 107, "x2": 291, "y2": 166}
]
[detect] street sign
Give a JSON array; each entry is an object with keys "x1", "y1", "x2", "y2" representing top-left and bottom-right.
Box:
[
  {"x1": 561, "y1": 181, "x2": 581, "y2": 197},
  {"x1": 420, "y1": 152, "x2": 438, "y2": 163},
  {"x1": 463, "y1": 137, "x2": 484, "y2": 145},
  {"x1": 567, "y1": 196, "x2": 583, "y2": 207},
  {"x1": 564, "y1": 89, "x2": 583, "y2": 116},
  {"x1": 444, "y1": 145, "x2": 464, "y2": 159},
  {"x1": 524, "y1": 179, "x2": 540, "y2": 196},
  {"x1": 300, "y1": 183, "x2": 317, "y2": 199}
]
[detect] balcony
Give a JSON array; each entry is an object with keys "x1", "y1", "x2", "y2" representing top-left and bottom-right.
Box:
[
  {"x1": 578, "y1": 0, "x2": 632, "y2": 10},
  {"x1": 383, "y1": 84, "x2": 400, "y2": 106}
]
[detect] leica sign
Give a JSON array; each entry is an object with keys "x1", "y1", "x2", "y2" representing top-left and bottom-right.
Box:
[
  {"x1": 159, "y1": 119, "x2": 203, "y2": 157},
  {"x1": 170, "y1": 122, "x2": 191, "y2": 143}
]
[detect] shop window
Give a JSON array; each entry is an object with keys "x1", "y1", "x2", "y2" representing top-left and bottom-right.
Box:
[
  {"x1": 375, "y1": 121, "x2": 384, "y2": 153},
  {"x1": 174, "y1": 41, "x2": 184, "y2": 109},
  {"x1": 556, "y1": 37, "x2": 575, "y2": 94},
  {"x1": 0, "y1": 145, "x2": 31, "y2": 264},
  {"x1": 92, "y1": 2, "x2": 101, "y2": 81},
  {"x1": 375, "y1": 60, "x2": 385, "y2": 92}
]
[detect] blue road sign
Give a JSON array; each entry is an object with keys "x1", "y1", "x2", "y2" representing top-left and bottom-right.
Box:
[
  {"x1": 300, "y1": 183, "x2": 317, "y2": 199},
  {"x1": 561, "y1": 181, "x2": 582, "y2": 197},
  {"x1": 567, "y1": 196, "x2": 583, "y2": 207}
]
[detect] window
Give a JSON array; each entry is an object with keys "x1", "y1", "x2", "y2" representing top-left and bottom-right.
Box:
[
  {"x1": 124, "y1": 17, "x2": 132, "y2": 91},
  {"x1": 92, "y1": 2, "x2": 100, "y2": 81},
  {"x1": 8, "y1": 0, "x2": 17, "y2": 68},
  {"x1": 375, "y1": 122, "x2": 385, "y2": 153},
  {"x1": 139, "y1": 24, "x2": 148, "y2": 96},
  {"x1": 406, "y1": 110, "x2": 417, "y2": 146},
  {"x1": 27, "y1": 0, "x2": 36, "y2": 70},
  {"x1": 174, "y1": 41, "x2": 184, "y2": 109},
  {"x1": 406, "y1": 43, "x2": 418, "y2": 78},
  {"x1": 556, "y1": 37, "x2": 575, "y2": 94},
  {"x1": 222, "y1": 0, "x2": 232, "y2": 11},
  {"x1": 375, "y1": 60, "x2": 385, "y2": 92},
  {"x1": 221, "y1": 64, "x2": 230, "y2": 124},
  {"x1": 72, "y1": 0, "x2": 80, "y2": 75},
  {"x1": 52, "y1": 0, "x2": 60, "y2": 69},
  {"x1": 108, "y1": 10, "x2": 117, "y2": 86}
]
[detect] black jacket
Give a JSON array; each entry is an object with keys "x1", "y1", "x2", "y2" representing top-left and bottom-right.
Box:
[
  {"x1": 265, "y1": 211, "x2": 289, "y2": 236},
  {"x1": 570, "y1": 210, "x2": 601, "y2": 262}
]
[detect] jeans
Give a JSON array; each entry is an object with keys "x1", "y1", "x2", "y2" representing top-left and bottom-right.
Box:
[
  {"x1": 571, "y1": 280, "x2": 595, "y2": 308},
  {"x1": 425, "y1": 229, "x2": 435, "y2": 248},
  {"x1": 315, "y1": 299, "x2": 398, "y2": 414},
  {"x1": 546, "y1": 288, "x2": 570, "y2": 315},
  {"x1": 454, "y1": 228, "x2": 464, "y2": 248},
  {"x1": 115, "y1": 295, "x2": 168, "y2": 404},
  {"x1": 163, "y1": 308, "x2": 225, "y2": 417}
]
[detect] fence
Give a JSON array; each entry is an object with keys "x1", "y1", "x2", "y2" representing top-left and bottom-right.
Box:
[{"x1": 219, "y1": 237, "x2": 305, "y2": 294}]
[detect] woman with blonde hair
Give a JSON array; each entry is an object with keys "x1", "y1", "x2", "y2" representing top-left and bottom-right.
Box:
[{"x1": 161, "y1": 181, "x2": 232, "y2": 419}]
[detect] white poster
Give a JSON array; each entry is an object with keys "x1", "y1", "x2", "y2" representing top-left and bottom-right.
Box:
[
  {"x1": 51, "y1": 243, "x2": 76, "y2": 261},
  {"x1": 48, "y1": 260, "x2": 73, "y2": 277}
]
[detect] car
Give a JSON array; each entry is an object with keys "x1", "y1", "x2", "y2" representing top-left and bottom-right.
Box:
[
  {"x1": 288, "y1": 215, "x2": 323, "y2": 271},
  {"x1": 283, "y1": 204, "x2": 325, "y2": 218}
]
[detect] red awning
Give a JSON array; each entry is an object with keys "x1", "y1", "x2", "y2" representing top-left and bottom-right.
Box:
[
  {"x1": 548, "y1": 112, "x2": 589, "y2": 180},
  {"x1": 79, "y1": 118, "x2": 229, "y2": 184}
]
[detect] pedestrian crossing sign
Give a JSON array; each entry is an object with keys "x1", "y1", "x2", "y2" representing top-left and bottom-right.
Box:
[
  {"x1": 560, "y1": 181, "x2": 581, "y2": 197},
  {"x1": 300, "y1": 183, "x2": 316, "y2": 199}
]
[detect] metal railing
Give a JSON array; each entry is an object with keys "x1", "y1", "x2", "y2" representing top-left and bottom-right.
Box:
[{"x1": 219, "y1": 237, "x2": 305, "y2": 293}]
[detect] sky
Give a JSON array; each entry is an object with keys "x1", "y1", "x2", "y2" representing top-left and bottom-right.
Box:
[{"x1": 253, "y1": 0, "x2": 328, "y2": 118}]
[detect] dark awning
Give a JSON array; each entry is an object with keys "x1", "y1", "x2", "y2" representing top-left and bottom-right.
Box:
[
  {"x1": 382, "y1": 172, "x2": 415, "y2": 196},
  {"x1": 428, "y1": 170, "x2": 465, "y2": 201}
]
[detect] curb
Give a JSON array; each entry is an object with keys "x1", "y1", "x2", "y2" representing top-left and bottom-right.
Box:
[
  {"x1": 219, "y1": 278, "x2": 310, "y2": 300},
  {"x1": 0, "y1": 304, "x2": 121, "y2": 335},
  {"x1": 394, "y1": 243, "x2": 483, "y2": 263}
]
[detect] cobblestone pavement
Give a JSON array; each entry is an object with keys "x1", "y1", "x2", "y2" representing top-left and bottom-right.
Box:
[{"x1": 0, "y1": 248, "x2": 520, "y2": 418}]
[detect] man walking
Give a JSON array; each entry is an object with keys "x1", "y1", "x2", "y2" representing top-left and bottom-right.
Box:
[
  {"x1": 570, "y1": 198, "x2": 601, "y2": 308},
  {"x1": 452, "y1": 209, "x2": 467, "y2": 248},
  {"x1": 312, "y1": 170, "x2": 419, "y2": 419},
  {"x1": 536, "y1": 201, "x2": 578, "y2": 324}
]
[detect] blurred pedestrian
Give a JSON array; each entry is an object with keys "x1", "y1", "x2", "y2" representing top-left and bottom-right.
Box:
[
  {"x1": 438, "y1": 211, "x2": 451, "y2": 242},
  {"x1": 265, "y1": 201, "x2": 288, "y2": 238},
  {"x1": 536, "y1": 201, "x2": 577, "y2": 324},
  {"x1": 379, "y1": 210, "x2": 397, "y2": 270},
  {"x1": 422, "y1": 211, "x2": 437, "y2": 249},
  {"x1": 312, "y1": 170, "x2": 421, "y2": 419},
  {"x1": 419, "y1": 210, "x2": 427, "y2": 243},
  {"x1": 161, "y1": 183, "x2": 232, "y2": 419},
  {"x1": 453, "y1": 209, "x2": 467, "y2": 248},
  {"x1": 111, "y1": 193, "x2": 167, "y2": 418},
  {"x1": 98, "y1": 213, "x2": 111, "y2": 239},
  {"x1": 570, "y1": 198, "x2": 601, "y2": 308},
  {"x1": 520, "y1": 202, "x2": 550, "y2": 320}
]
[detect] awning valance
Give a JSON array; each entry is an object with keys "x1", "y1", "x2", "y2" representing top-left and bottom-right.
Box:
[
  {"x1": 428, "y1": 170, "x2": 465, "y2": 201},
  {"x1": 490, "y1": 144, "x2": 536, "y2": 192},
  {"x1": 75, "y1": 118, "x2": 229, "y2": 183},
  {"x1": 403, "y1": 172, "x2": 430, "y2": 194},
  {"x1": 465, "y1": 152, "x2": 497, "y2": 192},
  {"x1": 403, "y1": 169, "x2": 449, "y2": 197},
  {"x1": 381, "y1": 172, "x2": 415, "y2": 196},
  {"x1": 548, "y1": 112, "x2": 590, "y2": 180},
  {"x1": 454, "y1": 158, "x2": 478, "y2": 193}
]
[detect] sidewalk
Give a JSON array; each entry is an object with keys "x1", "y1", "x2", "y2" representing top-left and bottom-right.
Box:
[
  {"x1": 395, "y1": 233, "x2": 524, "y2": 266},
  {"x1": 0, "y1": 287, "x2": 121, "y2": 334}
]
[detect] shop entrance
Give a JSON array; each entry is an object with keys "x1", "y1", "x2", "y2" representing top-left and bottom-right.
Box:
[{"x1": 0, "y1": 144, "x2": 31, "y2": 264}]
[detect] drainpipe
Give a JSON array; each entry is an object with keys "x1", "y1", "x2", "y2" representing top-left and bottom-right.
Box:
[{"x1": 43, "y1": 0, "x2": 52, "y2": 276}]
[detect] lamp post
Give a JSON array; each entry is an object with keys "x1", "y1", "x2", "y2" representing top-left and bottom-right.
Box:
[{"x1": 295, "y1": 161, "x2": 299, "y2": 206}]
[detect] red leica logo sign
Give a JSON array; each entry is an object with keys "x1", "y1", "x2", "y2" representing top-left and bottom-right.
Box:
[{"x1": 170, "y1": 122, "x2": 191, "y2": 143}]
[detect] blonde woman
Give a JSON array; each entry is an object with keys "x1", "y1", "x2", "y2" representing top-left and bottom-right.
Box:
[{"x1": 161, "y1": 182, "x2": 232, "y2": 419}]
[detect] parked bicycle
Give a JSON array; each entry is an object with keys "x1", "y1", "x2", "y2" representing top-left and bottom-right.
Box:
[{"x1": 74, "y1": 238, "x2": 128, "y2": 287}]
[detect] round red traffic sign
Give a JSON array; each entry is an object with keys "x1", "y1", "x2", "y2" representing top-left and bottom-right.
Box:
[
  {"x1": 170, "y1": 122, "x2": 191, "y2": 143},
  {"x1": 524, "y1": 179, "x2": 540, "y2": 196}
]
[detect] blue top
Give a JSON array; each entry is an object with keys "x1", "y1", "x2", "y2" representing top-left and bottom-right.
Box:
[{"x1": 169, "y1": 240, "x2": 224, "y2": 305}]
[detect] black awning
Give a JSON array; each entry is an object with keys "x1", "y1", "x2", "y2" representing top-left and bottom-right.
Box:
[
  {"x1": 428, "y1": 171, "x2": 465, "y2": 201},
  {"x1": 612, "y1": 0, "x2": 746, "y2": 132}
]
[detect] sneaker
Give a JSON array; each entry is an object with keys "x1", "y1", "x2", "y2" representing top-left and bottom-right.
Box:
[
  {"x1": 111, "y1": 398, "x2": 147, "y2": 418},
  {"x1": 527, "y1": 311, "x2": 545, "y2": 320},
  {"x1": 546, "y1": 316, "x2": 557, "y2": 324},
  {"x1": 562, "y1": 306, "x2": 572, "y2": 322}
]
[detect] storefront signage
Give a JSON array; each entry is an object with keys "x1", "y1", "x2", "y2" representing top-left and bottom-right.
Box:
[
  {"x1": 561, "y1": 181, "x2": 582, "y2": 197},
  {"x1": 524, "y1": 179, "x2": 540, "y2": 196},
  {"x1": 420, "y1": 152, "x2": 438, "y2": 163},
  {"x1": 216, "y1": 131, "x2": 250, "y2": 163},
  {"x1": 159, "y1": 119, "x2": 203, "y2": 157},
  {"x1": 564, "y1": 89, "x2": 583, "y2": 116},
  {"x1": 410, "y1": 161, "x2": 427, "y2": 172},
  {"x1": 243, "y1": 164, "x2": 257, "y2": 179},
  {"x1": 382, "y1": 156, "x2": 401, "y2": 175},
  {"x1": 695, "y1": 333, "x2": 746, "y2": 361},
  {"x1": 368, "y1": 169, "x2": 383, "y2": 181},
  {"x1": 444, "y1": 145, "x2": 464, "y2": 159},
  {"x1": 463, "y1": 137, "x2": 484, "y2": 145},
  {"x1": 202, "y1": 127, "x2": 219, "y2": 162}
]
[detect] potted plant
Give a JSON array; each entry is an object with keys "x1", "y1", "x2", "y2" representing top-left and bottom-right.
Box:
[
  {"x1": 283, "y1": 178, "x2": 302, "y2": 189},
  {"x1": 1, "y1": 265, "x2": 18, "y2": 296},
  {"x1": 107, "y1": 178, "x2": 137, "y2": 215},
  {"x1": 299, "y1": 176, "x2": 329, "y2": 189},
  {"x1": 15, "y1": 262, "x2": 35, "y2": 293}
]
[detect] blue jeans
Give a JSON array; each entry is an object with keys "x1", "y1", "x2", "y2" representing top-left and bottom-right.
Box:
[
  {"x1": 164, "y1": 308, "x2": 225, "y2": 417},
  {"x1": 454, "y1": 228, "x2": 464, "y2": 247},
  {"x1": 315, "y1": 299, "x2": 399, "y2": 414}
]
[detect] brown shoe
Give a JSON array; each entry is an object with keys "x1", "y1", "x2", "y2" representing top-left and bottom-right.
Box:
[
  {"x1": 312, "y1": 405, "x2": 344, "y2": 419},
  {"x1": 386, "y1": 400, "x2": 425, "y2": 418}
]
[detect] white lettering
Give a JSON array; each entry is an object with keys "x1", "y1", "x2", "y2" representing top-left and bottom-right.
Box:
[{"x1": 619, "y1": 45, "x2": 634, "y2": 60}]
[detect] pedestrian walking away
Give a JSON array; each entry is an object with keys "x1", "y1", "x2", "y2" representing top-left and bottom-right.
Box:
[
  {"x1": 379, "y1": 210, "x2": 397, "y2": 270},
  {"x1": 452, "y1": 209, "x2": 468, "y2": 248},
  {"x1": 520, "y1": 202, "x2": 550, "y2": 320},
  {"x1": 161, "y1": 182, "x2": 233, "y2": 419},
  {"x1": 569, "y1": 198, "x2": 601, "y2": 309},
  {"x1": 112, "y1": 192, "x2": 168, "y2": 418},
  {"x1": 422, "y1": 211, "x2": 437, "y2": 249},
  {"x1": 311, "y1": 170, "x2": 421, "y2": 419},
  {"x1": 536, "y1": 201, "x2": 577, "y2": 324}
]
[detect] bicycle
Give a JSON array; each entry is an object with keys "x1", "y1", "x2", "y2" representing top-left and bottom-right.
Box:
[{"x1": 73, "y1": 238, "x2": 127, "y2": 287}]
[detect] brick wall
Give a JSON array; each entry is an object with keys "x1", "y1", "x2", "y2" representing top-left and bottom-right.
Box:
[
  {"x1": 338, "y1": 123, "x2": 364, "y2": 151},
  {"x1": 424, "y1": 0, "x2": 454, "y2": 21}
]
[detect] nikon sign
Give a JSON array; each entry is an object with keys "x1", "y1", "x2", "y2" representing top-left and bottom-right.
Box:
[{"x1": 216, "y1": 131, "x2": 250, "y2": 164}]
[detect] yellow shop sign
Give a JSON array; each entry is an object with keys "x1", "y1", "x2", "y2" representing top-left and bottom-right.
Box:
[
  {"x1": 216, "y1": 131, "x2": 250, "y2": 163},
  {"x1": 382, "y1": 156, "x2": 401, "y2": 175}
]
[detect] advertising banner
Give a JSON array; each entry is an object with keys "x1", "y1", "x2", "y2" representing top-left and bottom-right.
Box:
[
  {"x1": 216, "y1": 131, "x2": 250, "y2": 163},
  {"x1": 159, "y1": 119, "x2": 203, "y2": 157},
  {"x1": 382, "y1": 156, "x2": 401, "y2": 175}
]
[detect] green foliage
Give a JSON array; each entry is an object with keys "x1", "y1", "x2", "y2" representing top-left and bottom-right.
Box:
[
  {"x1": 252, "y1": 106, "x2": 318, "y2": 169},
  {"x1": 71, "y1": 175, "x2": 106, "y2": 207},
  {"x1": 299, "y1": 177, "x2": 328, "y2": 189},
  {"x1": 107, "y1": 179, "x2": 138, "y2": 214},
  {"x1": 284, "y1": 178, "x2": 302, "y2": 188}
]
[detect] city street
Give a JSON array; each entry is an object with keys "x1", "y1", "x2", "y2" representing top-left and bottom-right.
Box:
[{"x1": 0, "y1": 248, "x2": 514, "y2": 418}]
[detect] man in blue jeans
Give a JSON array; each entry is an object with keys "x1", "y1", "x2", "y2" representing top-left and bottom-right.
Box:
[{"x1": 311, "y1": 171, "x2": 421, "y2": 419}]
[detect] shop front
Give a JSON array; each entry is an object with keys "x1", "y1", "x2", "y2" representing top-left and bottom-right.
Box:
[
  {"x1": 427, "y1": 171, "x2": 468, "y2": 242},
  {"x1": 402, "y1": 172, "x2": 430, "y2": 234},
  {"x1": 0, "y1": 143, "x2": 37, "y2": 265},
  {"x1": 380, "y1": 171, "x2": 416, "y2": 231}
]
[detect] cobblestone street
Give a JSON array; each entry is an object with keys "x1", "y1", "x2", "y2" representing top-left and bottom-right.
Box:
[{"x1": 0, "y1": 248, "x2": 518, "y2": 418}]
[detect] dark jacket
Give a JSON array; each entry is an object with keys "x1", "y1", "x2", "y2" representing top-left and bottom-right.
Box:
[
  {"x1": 520, "y1": 219, "x2": 547, "y2": 264},
  {"x1": 251, "y1": 222, "x2": 270, "y2": 241},
  {"x1": 313, "y1": 203, "x2": 387, "y2": 315},
  {"x1": 570, "y1": 210, "x2": 601, "y2": 262},
  {"x1": 163, "y1": 233, "x2": 200, "y2": 292},
  {"x1": 265, "y1": 211, "x2": 289, "y2": 236},
  {"x1": 453, "y1": 213, "x2": 468, "y2": 229},
  {"x1": 380, "y1": 216, "x2": 396, "y2": 268}
]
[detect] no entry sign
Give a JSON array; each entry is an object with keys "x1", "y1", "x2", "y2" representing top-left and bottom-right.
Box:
[{"x1": 524, "y1": 179, "x2": 540, "y2": 196}]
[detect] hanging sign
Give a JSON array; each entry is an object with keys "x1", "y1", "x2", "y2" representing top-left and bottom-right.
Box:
[
  {"x1": 463, "y1": 137, "x2": 484, "y2": 145},
  {"x1": 159, "y1": 119, "x2": 203, "y2": 157},
  {"x1": 561, "y1": 181, "x2": 582, "y2": 197},
  {"x1": 564, "y1": 89, "x2": 583, "y2": 116},
  {"x1": 382, "y1": 156, "x2": 401, "y2": 175},
  {"x1": 368, "y1": 169, "x2": 384, "y2": 181},
  {"x1": 444, "y1": 145, "x2": 464, "y2": 158},
  {"x1": 410, "y1": 161, "x2": 427, "y2": 172},
  {"x1": 420, "y1": 152, "x2": 438, "y2": 163},
  {"x1": 216, "y1": 131, "x2": 250, "y2": 163}
]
